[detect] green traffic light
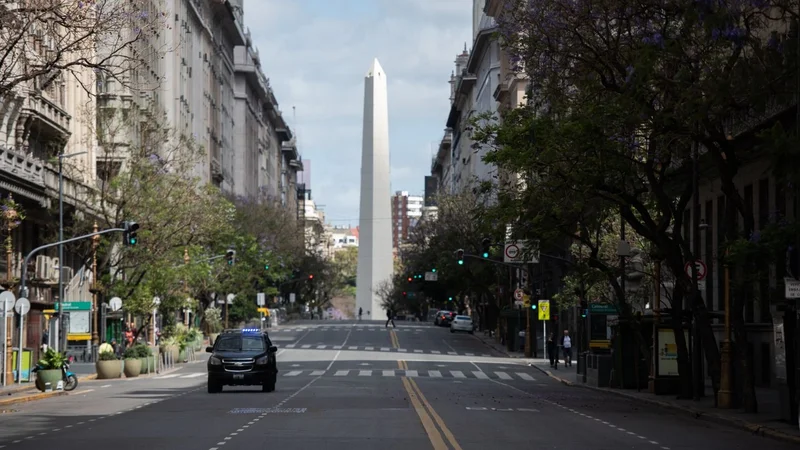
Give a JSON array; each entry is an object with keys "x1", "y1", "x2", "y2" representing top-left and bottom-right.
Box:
[
  {"x1": 265, "y1": 265, "x2": 270, "y2": 270},
  {"x1": 482, "y1": 252, "x2": 489, "y2": 258},
  {"x1": 130, "y1": 238, "x2": 137, "y2": 245},
  {"x1": 458, "y1": 260, "x2": 463, "y2": 265},
  {"x1": 531, "y1": 304, "x2": 537, "y2": 310},
  {"x1": 448, "y1": 297, "x2": 453, "y2": 301},
  {"x1": 432, "y1": 268, "x2": 436, "y2": 272}
]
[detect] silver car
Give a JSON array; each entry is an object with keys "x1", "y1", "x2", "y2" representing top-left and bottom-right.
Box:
[{"x1": 450, "y1": 315, "x2": 474, "y2": 334}]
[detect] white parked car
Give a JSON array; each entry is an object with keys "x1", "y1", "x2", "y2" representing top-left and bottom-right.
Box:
[{"x1": 450, "y1": 315, "x2": 474, "y2": 334}]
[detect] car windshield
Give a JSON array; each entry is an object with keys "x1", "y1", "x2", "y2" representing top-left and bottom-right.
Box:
[
  {"x1": 456, "y1": 316, "x2": 471, "y2": 321},
  {"x1": 214, "y1": 335, "x2": 265, "y2": 352}
]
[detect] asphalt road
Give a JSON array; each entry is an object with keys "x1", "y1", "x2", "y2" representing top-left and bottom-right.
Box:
[{"x1": 0, "y1": 320, "x2": 793, "y2": 449}]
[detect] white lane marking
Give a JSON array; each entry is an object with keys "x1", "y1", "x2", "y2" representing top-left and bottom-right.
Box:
[
  {"x1": 380, "y1": 347, "x2": 390, "y2": 351},
  {"x1": 183, "y1": 372, "x2": 205, "y2": 378},
  {"x1": 429, "y1": 370, "x2": 442, "y2": 378},
  {"x1": 447, "y1": 352, "x2": 457, "y2": 355},
  {"x1": 431, "y1": 350, "x2": 441, "y2": 354},
  {"x1": 301, "y1": 344, "x2": 311, "y2": 349},
  {"x1": 316, "y1": 345, "x2": 327, "y2": 349},
  {"x1": 495, "y1": 371, "x2": 512, "y2": 380},
  {"x1": 465, "y1": 353, "x2": 475, "y2": 356},
  {"x1": 516, "y1": 373, "x2": 536, "y2": 381},
  {"x1": 472, "y1": 371, "x2": 489, "y2": 379},
  {"x1": 285, "y1": 344, "x2": 296, "y2": 348},
  {"x1": 100, "y1": 384, "x2": 112, "y2": 388},
  {"x1": 382, "y1": 370, "x2": 395, "y2": 377},
  {"x1": 333, "y1": 345, "x2": 343, "y2": 349},
  {"x1": 348, "y1": 346, "x2": 358, "y2": 350},
  {"x1": 358, "y1": 370, "x2": 372, "y2": 376},
  {"x1": 156, "y1": 374, "x2": 180, "y2": 379},
  {"x1": 284, "y1": 371, "x2": 302, "y2": 377},
  {"x1": 405, "y1": 370, "x2": 418, "y2": 377},
  {"x1": 334, "y1": 370, "x2": 349, "y2": 376},
  {"x1": 310, "y1": 370, "x2": 326, "y2": 376},
  {"x1": 451, "y1": 370, "x2": 466, "y2": 378},
  {"x1": 365, "y1": 346, "x2": 374, "y2": 351},
  {"x1": 397, "y1": 348, "x2": 407, "y2": 352},
  {"x1": 325, "y1": 350, "x2": 342, "y2": 371},
  {"x1": 413, "y1": 349, "x2": 423, "y2": 353}
]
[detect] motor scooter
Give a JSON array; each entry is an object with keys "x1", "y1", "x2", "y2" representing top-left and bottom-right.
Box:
[{"x1": 32, "y1": 360, "x2": 78, "y2": 391}]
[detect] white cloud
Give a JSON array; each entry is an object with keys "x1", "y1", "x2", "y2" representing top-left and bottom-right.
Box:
[{"x1": 245, "y1": 0, "x2": 472, "y2": 223}]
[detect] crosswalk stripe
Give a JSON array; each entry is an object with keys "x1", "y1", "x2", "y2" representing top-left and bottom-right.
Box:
[
  {"x1": 301, "y1": 345, "x2": 311, "y2": 349},
  {"x1": 183, "y1": 373, "x2": 204, "y2": 378},
  {"x1": 405, "y1": 370, "x2": 418, "y2": 377},
  {"x1": 431, "y1": 350, "x2": 441, "y2": 354},
  {"x1": 447, "y1": 352, "x2": 457, "y2": 355},
  {"x1": 285, "y1": 371, "x2": 302, "y2": 377},
  {"x1": 380, "y1": 347, "x2": 390, "y2": 351},
  {"x1": 358, "y1": 370, "x2": 371, "y2": 376},
  {"x1": 316, "y1": 345, "x2": 326, "y2": 349},
  {"x1": 472, "y1": 371, "x2": 489, "y2": 379},
  {"x1": 348, "y1": 346, "x2": 358, "y2": 350},
  {"x1": 429, "y1": 370, "x2": 442, "y2": 378},
  {"x1": 365, "y1": 347, "x2": 374, "y2": 351},
  {"x1": 334, "y1": 370, "x2": 348, "y2": 376},
  {"x1": 310, "y1": 370, "x2": 326, "y2": 376},
  {"x1": 285, "y1": 344, "x2": 296, "y2": 348},
  {"x1": 333, "y1": 346, "x2": 343, "y2": 349},
  {"x1": 397, "y1": 348, "x2": 407, "y2": 352},
  {"x1": 465, "y1": 353, "x2": 475, "y2": 356},
  {"x1": 452, "y1": 371, "x2": 466, "y2": 378},
  {"x1": 382, "y1": 370, "x2": 395, "y2": 377},
  {"x1": 156, "y1": 374, "x2": 180, "y2": 379},
  {"x1": 496, "y1": 372, "x2": 512, "y2": 380},
  {"x1": 413, "y1": 350, "x2": 423, "y2": 353},
  {"x1": 516, "y1": 373, "x2": 536, "y2": 381}
]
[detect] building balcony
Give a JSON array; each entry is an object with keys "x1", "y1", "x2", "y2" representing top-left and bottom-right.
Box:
[
  {"x1": 22, "y1": 94, "x2": 71, "y2": 140},
  {"x1": 282, "y1": 141, "x2": 299, "y2": 161}
]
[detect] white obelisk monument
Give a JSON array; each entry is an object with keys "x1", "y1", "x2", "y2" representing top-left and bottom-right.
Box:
[{"x1": 356, "y1": 58, "x2": 394, "y2": 320}]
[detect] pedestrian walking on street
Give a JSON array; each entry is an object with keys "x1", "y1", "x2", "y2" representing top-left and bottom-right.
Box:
[
  {"x1": 547, "y1": 333, "x2": 558, "y2": 369},
  {"x1": 562, "y1": 330, "x2": 572, "y2": 367},
  {"x1": 358, "y1": 307, "x2": 363, "y2": 321},
  {"x1": 385, "y1": 309, "x2": 396, "y2": 328}
]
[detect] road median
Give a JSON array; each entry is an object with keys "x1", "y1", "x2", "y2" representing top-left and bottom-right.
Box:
[{"x1": 530, "y1": 364, "x2": 800, "y2": 446}]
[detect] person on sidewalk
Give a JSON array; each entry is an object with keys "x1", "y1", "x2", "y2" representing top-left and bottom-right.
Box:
[
  {"x1": 358, "y1": 307, "x2": 363, "y2": 321},
  {"x1": 562, "y1": 330, "x2": 572, "y2": 367},
  {"x1": 547, "y1": 333, "x2": 558, "y2": 369},
  {"x1": 385, "y1": 309, "x2": 396, "y2": 328}
]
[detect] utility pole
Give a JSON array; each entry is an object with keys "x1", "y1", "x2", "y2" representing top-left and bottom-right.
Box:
[{"x1": 691, "y1": 139, "x2": 704, "y2": 400}]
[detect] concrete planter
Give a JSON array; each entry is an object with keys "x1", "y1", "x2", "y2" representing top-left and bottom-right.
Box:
[
  {"x1": 96, "y1": 360, "x2": 122, "y2": 379},
  {"x1": 35, "y1": 369, "x2": 63, "y2": 391},
  {"x1": 139, "y1": 357, "x2": 149, "y2": 374},
  {"x1": 123, "y1": 358, "x2": 142, "y2": 378}
]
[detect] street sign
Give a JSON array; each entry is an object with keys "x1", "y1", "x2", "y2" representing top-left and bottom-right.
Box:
[
  {"x1": 589, "y1": 303, "x2": 617, "y2": 314},
  {"x1": 538, "y1": 300, "x2": 550, "y2": 321},
  {"x1": 522, "y1": 294, "x2": 531, "y2": 307},
  {"x1": 785, "y1": 278, "x2": 800, "y2": 299},
  {"x1": 0, "y1": 291, "x2": 15, "y2": 313},
  {"x1": 14, "y1": 298, "x2": 30, "y2": 315},
  {"x1": 514, "y1": 300, "x2": 524, "y2": 307},
  {"x1": 257, "y1": 293, "x2": 265, "y2": 306},
  {"x1": 505, "y1": 244, "x2": 520, "y2": 261},
  {"x1": 289, "y1": 293, "x2": 296, "y2": 303},
  {"x1": 684, "y1": 260, "x2": 707, "y2": 281},
  {"x1": 513, "y1": 289, "x2": 524, "y2": 301},
  {"x1": 108, "y1": 297, "x2": 122, "y2": 312},
  {"x1": 55, "y1": 301, "x2": 92, "y2": 311},
  {"x1": 424, "y1": 271, "x2": 438, "y2": 281},
  {"x1": 226, "y1": 293, "x2": 235, "y2": 304}
]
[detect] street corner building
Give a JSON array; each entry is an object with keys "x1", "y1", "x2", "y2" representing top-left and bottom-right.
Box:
[{"x1": 356, "y1": 58, "x2": 394, "y2": 320}]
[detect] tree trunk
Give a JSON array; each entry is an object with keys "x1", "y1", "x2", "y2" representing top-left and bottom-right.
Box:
[{"x1": 733, "y1": 274, "x2": 758, "y2": 413}]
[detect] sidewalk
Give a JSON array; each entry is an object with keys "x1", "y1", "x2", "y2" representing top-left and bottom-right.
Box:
[{"x1": 531, "y1": 361, "x2": 800, "y2": 446}]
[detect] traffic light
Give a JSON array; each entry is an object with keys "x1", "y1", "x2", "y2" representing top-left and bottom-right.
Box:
[
  {"x1": 481, "y1": 238, "x2": 491, "y2": 258},
  {"x1": 580, "y1": 299, "x2": 588, "y2": 318},
  {"x1": 122, "y1": 221, "x2": 139, "y2": 246},
  {"x1": 402, "y1": 291, "x2": 407, "y2": 296},
  {"x1": 531, "y1": 303, "x2": 537, "y2": 310},
  {"x1": 225, "y1": 248, "x2": 236, "y2": 265},
  {"x1": 308, "y1": 274, "x2": 314, "y2": 280},
  {"x1": 408, "y1": 277, "x2": 413, "y2": 282},
  {"x1": 431, "y1": 268, "x2": 436, "y2": 273},
  {"x1": 264, "y1": 264, "x2": 270, "y2": 270},
  {"x1": 456, "y1": 249, "x2": 464, "y2": 265},
  {"x1": 448, "y1": 296, "x2": 453, "y2": 301}
]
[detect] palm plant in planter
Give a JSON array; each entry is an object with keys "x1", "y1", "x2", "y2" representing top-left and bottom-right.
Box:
[
  {"x1": 122, "y1": 347, "x2": 142, "y2": 378},
  {"x1": 34, "y1": 348, "x2": 66, "y2": 392},
  {"x1": 96, "y1": 351, "x2": 122, "y2": 379}
]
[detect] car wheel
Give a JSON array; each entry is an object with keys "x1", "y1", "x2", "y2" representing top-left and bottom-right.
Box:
[
  {"x1": 207, "y1": 380, "x2": 222, "y2": 393},
  {"x1": 262, "y1": 375, "x2": 276, "y2": 392},
  {"x1": 450, "y1": 328, "x2": 455, "y2": 333}
]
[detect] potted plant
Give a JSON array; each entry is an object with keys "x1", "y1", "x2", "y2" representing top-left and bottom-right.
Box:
[
  {"x1": 123, "y1": 347, "x2": 142, "y2": 378},
  {"x1": 133, "y1": 344, "x2": 152, "y2": 374},
  {"x1": 34, "y1": 348, "x2": 66, "y2": 392},
  {"x1": 96, "y1": 351, "x2": 122, "y2": 379}
]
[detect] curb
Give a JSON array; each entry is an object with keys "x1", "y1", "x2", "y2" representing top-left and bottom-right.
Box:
[
  {"x1": 0, "y1": 390, "x2": 68, "y2": 407},
  {"x1": 530, "y1": 364, "x2": 800, "y2": 446},
  {"x1": 0, "y1": 373, "x2": 98, "y2": 396}
]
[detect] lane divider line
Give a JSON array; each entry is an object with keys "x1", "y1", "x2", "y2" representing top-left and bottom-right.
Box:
[
  {"x1": 402, "y1": 377, "x2": 448, "y2": 450},
  {"x1": 407, "y1": 377, "x2": 464, "y2": 450}
]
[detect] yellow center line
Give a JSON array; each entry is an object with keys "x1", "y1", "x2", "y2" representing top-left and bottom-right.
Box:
[
  {"x1": 402, "y1": 377, "x2": 448, "y2": 450},
  {"x1": 407, "y1": 377, "x2": 464, "y2": 450},
  {"x1": 390, "y1": 329, "x2": 399, "y2": 349}
]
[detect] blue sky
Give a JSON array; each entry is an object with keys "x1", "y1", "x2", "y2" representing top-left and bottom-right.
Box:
[{"x1": 243, "y1": 0, "x2": 472, "y2": 227}]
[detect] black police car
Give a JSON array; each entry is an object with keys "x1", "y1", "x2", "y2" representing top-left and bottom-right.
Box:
[{"x1": 206, "y1": 328, "x2": 279, "y2": 393}]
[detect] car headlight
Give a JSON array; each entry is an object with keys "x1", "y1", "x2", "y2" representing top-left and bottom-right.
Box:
[
  {"x1": 209, "y1": 356, "x2": 222, "y2": 366},
  {"x1": 255, "y1": 356, "x2": 269, "y2": 365}
]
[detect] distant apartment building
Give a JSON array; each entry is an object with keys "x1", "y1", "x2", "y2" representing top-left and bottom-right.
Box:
[{"x1": 392, "y1": 191, "x2": 423, "y2": 249}]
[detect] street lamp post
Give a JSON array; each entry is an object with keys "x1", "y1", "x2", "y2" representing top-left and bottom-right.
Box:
[
  {"x1": 56, "y1": 151, "x2": 87, "y2": 353},
  {"x1": 91, "y1": 222, "x2": 100, "y2": 350},
  {"x1": 151, "y1": 296, "x2": 161, "y2": 347},
  {"x1": 718, "y1": 253, "x2": 733, "y2": 407}
]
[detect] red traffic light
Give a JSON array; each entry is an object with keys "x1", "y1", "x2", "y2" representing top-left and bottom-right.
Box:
[
  {"x1": 407, "y1": 277, "x2": 412, "y2": 282},
  {"x1": 308, "y1": 274, "x2": 314, "y2": 279},
  {"x1": 402, "y1": 291, "x2": 407, "y2": 296}
]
